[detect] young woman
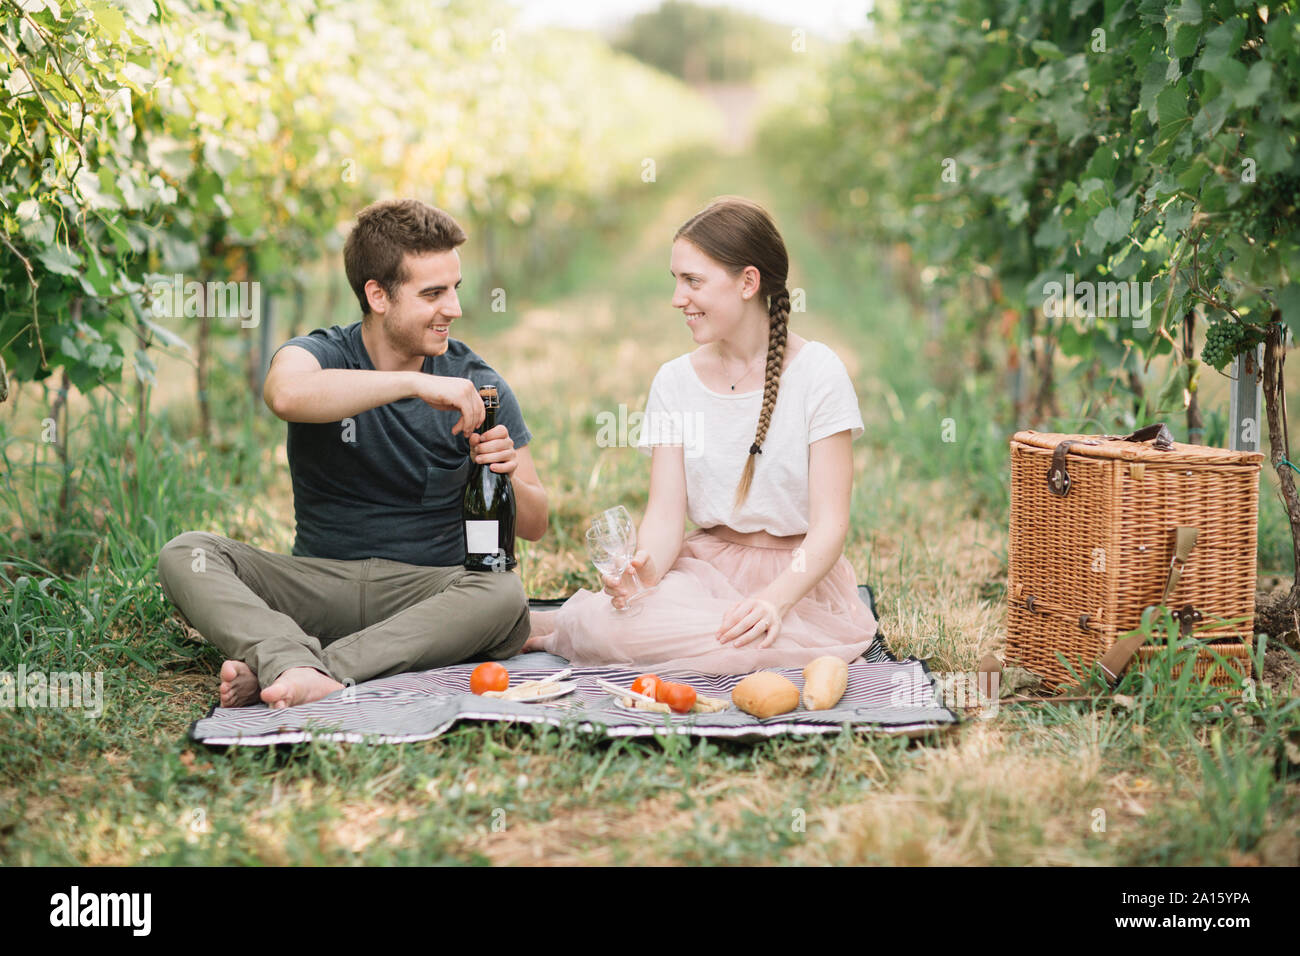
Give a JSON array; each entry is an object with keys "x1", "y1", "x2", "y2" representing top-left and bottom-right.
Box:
[{"x1": 524, "y1": 196, "x2": 882, "y2": 673}]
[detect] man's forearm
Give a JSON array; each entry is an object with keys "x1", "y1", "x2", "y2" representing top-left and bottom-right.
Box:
[{"x1": 268, "y1": 369, "x2": 420, "y2": 423}]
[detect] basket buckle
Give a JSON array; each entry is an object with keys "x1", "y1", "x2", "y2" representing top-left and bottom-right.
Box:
[
  {"x1": 1176, "y1": 604, "x2": 1204, "y2": 642},
  {"x1": 1046, "y1": 438, "x2": 1101, "y2": 497}
]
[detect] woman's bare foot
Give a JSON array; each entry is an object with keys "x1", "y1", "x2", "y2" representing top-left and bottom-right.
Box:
[
  {"x1": 260, "y1": 666, "x2": 344, "y2": 710},
  {"x1": 219, "y1": 660, "x2": 260, "y2": 707},
  {"x1": 521, "y1": 609, "x2": 559, "y2": 652}
]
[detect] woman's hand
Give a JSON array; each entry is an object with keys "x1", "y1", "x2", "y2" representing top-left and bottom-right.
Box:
[
  {"x1": 602, "y1": 550, "x2": 656, "y2": 610},
  {"x1": 717, "y1": 596, "x2": 784, "y2": 647}
]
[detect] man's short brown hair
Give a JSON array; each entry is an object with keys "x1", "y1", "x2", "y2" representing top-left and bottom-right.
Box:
[{"x1": 343, "y1": 199, "x2": 467, "y2": 316}]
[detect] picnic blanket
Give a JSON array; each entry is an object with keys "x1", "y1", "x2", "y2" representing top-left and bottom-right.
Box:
[{"x1": 189, "y1": 585, "x2": 959, "y2": 746}]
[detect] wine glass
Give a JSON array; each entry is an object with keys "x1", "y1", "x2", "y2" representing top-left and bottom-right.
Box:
[
  {"x1": 585, "y1": 525, "x2": 642, "y2": 616},
  {"x1": 588, "y1": 506, "x2": 657, "y2": 607}
]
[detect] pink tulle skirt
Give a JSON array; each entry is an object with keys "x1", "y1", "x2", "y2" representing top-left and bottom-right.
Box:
[{"x1": 536, "y1": 529, "x2": 879, "y2": 674}]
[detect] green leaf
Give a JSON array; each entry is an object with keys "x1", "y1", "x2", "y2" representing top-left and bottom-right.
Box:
[
  {"x1": 1093, "y1": 206, "x2": 1130, "y2": 244},
  {"x1": 1233, "y1": 61, "x2": 1271, "y2": 109},
  {"x1": 119, "y1": 0, "x2": 156, "y2": 25},
  {"x1": 1169, "y1": 0, "x2": 1202, "y2": 25},
  {"x1": 87, "y1": 1, "x2": 125, "y2": 39},
  {"x1": 35, "y1": 245, "x2": 82, "y2": 277},
  {"x1": 1201, "y1": 55, "x2": 1247, "y2": 97},
  {"x1": 1155, "y1": 83, "x2": 1189, "y2": 130},
  {"x1": 1033, "y1": 214, "x2": 1068, "y2": 249},
  {"x1": 1110, "y1": 242, "x2": 1145, "y2": 279},
  {"x1": 137, "y1": 315, "x2": 192, "y2": 352},
  {"x1": 1140, "y1": 61, "x2": 1169, "y2": 122},
  {"x1": 1163, "y1": 200, "x2": 1193, "y2": 234},
  {"x1": 85, "y1": 340, "x2": 114, "y2": 369},
  {"x1": 1031, "y1": 40, "x2": 1064, "y2": 61},
  {"x1": 1191, "y1": 94, "x2": 1228, "y2": 139},
  {"x1": 1171, "y1": 22, "x2": 1201, "y2": 59},
  {"x1": 1253, "y1": 127, "x2": 1290, "y2": 176},
  {"x1": 132, "y1": 348, "x2": 156, "y2": 384},
  {"x1": 1198, "y1": 20, "x2": 1246, "y2": 72}
]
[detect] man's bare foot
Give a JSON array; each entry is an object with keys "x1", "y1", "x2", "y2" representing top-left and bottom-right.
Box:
[
  {"x1": 260, "y1": 666, "x2": 344, "y2": 710},
  {"x1": 219, "y1": 660, "x2": 260, "y2": 707}
]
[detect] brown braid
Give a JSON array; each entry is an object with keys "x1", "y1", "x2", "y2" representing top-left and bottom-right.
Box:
[{"x1": 733, "y1": 287, "x2": 790, "y2": 511}]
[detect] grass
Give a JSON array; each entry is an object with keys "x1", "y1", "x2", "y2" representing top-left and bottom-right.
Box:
[{"x1": 2, "y1": 147, "x2": 1299, "y2": 866}]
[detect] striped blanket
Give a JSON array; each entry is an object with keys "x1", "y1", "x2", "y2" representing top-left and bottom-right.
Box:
[{"x1": 189, "y1": 586, "x2": 959, "y2": 746}]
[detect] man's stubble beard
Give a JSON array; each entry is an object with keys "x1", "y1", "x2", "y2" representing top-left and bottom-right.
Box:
[{"x1": 383, "y1": 311, "x2": 447, "y2": 359}]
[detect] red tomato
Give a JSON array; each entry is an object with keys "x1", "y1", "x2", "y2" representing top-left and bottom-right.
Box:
[
  {"x1": 663, "y1": 682, "x2": 697, "y2": 714},
  {"x1": 470, "y1": 662, "x2": 509, "y2": 695},
  {"x1": 631, "y1": 674, "x2": 661, "y2": 698}
]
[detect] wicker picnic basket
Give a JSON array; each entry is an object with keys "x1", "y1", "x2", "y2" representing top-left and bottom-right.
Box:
[{"x1": 1006, "y1": 423, "x2": 1263, "y2": 691}]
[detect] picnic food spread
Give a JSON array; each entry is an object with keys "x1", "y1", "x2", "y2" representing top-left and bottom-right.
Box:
[
  {"x1": 469, "y1": 665, "x2": 849, "y2": 715},
  {"x1": 482, "y1": 677, "x2": 576, "y2": 701},
  {"x1": 631, "y1": 674, "x2": 662, "y2": 699},
  {"x1": 661, "y1": 681, "x2": 697, "y2": 713},
  {"x1": 801, "y1": 656, "x2": 848, "y2": 710},
  {"x1": 732, "y1": 671, "x2": 801, "y2": 718},
  {"x1": 470, "y1": 662, "x2": 509, "y2": 695},
  {"x1": 599, "y1": 675, "x2": 729, "y2": 714}
]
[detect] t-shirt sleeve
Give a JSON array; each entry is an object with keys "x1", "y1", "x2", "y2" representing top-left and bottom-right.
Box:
[
  {"x1": 273, "y1": 328, "x2": 348, "y2": 371},
  {"x1": 636, "y1": 364, "x2": 680, "y2": 455},
  {"x1": 807, "y1": 347, "x2": 865, "y2": 444}
]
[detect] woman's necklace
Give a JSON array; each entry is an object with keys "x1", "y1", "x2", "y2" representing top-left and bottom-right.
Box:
[{"x1": 719, "y1": 347, "x2": 765, "y2": 391}]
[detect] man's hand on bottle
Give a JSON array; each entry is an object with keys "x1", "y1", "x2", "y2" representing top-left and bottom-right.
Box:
[
  {"x1": 469, "y1": 425, "x2": 517, "y2": 474},
  {"x1": 413, "y1": 375, "x2": 485, "y2": 435}
]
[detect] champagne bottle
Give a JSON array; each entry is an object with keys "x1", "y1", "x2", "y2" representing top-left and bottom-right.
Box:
[{"x1": 462, "y1": 384, "x2": 517, "y2": 572}]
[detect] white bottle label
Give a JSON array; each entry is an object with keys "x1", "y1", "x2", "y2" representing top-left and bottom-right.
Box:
[{"x1": 466, "y1": 520, "x2": 500, "y2": 555}]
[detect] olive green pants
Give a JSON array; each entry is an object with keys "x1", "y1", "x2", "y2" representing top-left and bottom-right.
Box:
[{"x1": 157, "y1": 531, "x2": 530, "y2": 689}]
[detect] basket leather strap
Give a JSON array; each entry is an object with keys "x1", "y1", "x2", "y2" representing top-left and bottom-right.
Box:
[
  {"x1": 1160, "y1": 526, "x2": 1199, "y2": 604},
  {"x1": 1103, "y1": 422, "x2": 1175, "y2": 449},
  {"x1": 1098, "y1": 526, "x2": 1199, "y2": 686}
]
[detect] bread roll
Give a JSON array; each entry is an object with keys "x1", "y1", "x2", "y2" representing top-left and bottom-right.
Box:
[
  {"x1": 801, "y1": 656, "x2": 848, "y2": 710},
  {"x1": 732, "y1": 671, "x2": 800, "y2": 718}
]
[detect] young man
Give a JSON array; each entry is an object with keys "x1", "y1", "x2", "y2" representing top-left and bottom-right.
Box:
[{"x1": 157, "y1": 199, "x2": 547, "y2": 709}]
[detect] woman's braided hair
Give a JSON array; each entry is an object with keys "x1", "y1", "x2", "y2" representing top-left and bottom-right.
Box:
[{"x1": 674, "y1": 196, "x2": 791, "y2": 512}]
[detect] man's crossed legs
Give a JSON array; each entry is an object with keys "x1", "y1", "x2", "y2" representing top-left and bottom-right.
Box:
[{"x1": 157, "y1": 531, "x2": 531, "y2": 709}]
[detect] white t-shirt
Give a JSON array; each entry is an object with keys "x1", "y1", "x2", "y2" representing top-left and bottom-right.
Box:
[{"x1": 635, "y1": 341, "x2": 865, "y2": 536}]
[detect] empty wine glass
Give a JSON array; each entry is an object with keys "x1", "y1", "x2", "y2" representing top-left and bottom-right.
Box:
[
  {"x1": 595, "y1": 505, "x2": 634, "y2": 536},
  {"x1": 585, "y1": 525, "x2": 642, "y2": 616},
  {"x1": 588, "y1": 506, "x2": 656, "y2": 608}
]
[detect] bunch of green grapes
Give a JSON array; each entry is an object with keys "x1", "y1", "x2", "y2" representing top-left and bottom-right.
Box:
[
  {"x1": 1202, "y1": 321, "x2": 1245, "y2": 370},
  {"x1": 1202, "y1": 320, "x2": 1268, "y2": 370}
]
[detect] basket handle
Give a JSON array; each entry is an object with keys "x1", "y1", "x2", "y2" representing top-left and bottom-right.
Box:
[
  {"x1": 1098, "y1": 526, "x2": 1198, "y2": 686},
  {"x1": 1101, "y1": 422, "x2": 1175, "y2": 449}
]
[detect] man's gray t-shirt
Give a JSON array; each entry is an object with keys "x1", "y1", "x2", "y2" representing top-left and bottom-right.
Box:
[{"x1": 273, "y1": 322, "x2": 531, "y2": 567}]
